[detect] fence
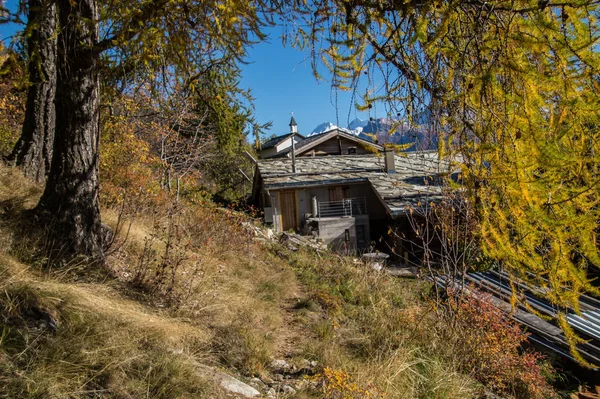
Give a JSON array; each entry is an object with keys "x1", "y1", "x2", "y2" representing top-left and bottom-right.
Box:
[{"x1": 317, "y1": 197, "x2": 367, "y2": 217}]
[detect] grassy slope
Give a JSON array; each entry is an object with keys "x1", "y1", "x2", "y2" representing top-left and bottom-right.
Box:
[{"x1": 0, "y1": 163, "x2": 485, "y2": 398}]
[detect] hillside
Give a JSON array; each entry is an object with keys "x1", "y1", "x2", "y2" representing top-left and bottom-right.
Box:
[
  {"x1": 0, "y1": 39, "x2": 565, "y2": 399},
  {"x1": 0, "y1": 160, "x2": 561, "y2": 399}
]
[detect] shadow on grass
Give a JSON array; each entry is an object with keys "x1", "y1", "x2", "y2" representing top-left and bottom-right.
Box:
[{"x1": 0, "y1": 164, "x2": 113, "y2": 283}]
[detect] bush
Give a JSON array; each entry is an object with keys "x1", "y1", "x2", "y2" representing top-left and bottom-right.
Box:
[{"x1": 448, "y1": 290, "x2": 556, "y2": 399}]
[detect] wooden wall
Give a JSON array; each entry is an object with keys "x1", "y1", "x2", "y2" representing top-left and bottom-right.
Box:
[{"x1": 300, "y1": 136, "x2": 373, "y2": 156}]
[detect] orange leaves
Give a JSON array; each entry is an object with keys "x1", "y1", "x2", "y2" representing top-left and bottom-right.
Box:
[
  {"x1": 99, "y1": 94, "x2": 164, "y2": 210},
  {"x1": 0, "y1": 54, "x2": 25, "y2": 155},
  {"x1": 315, "y1": 367, "x2": 384, "y2": 399},
  {"x1": 450, "y1": 291, "x2": 556, "y2": 399}
]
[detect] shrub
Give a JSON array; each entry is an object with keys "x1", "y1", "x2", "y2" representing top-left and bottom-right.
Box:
[
  {"x1": 315, "y1": 367, "x2": 383, "y2": 399},
  {"x1": 0, "y1": 66, "x2": 24, "y2": 156},
  {"x1": 448, "y1": 290, "x2": 556, "y2": 399}
]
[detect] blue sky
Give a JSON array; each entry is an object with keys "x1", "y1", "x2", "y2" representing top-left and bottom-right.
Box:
[
  {"x1": 0, "y1": 5, "x2": 375, "y2": 138},
  {"x1": 240, "y1": 26, "x2": 374, "y2": 137}
]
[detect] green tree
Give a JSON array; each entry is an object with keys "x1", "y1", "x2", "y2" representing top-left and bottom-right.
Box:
[
  {"x1": 13, "y1": 0, "x2": 275, "y2": 258},
  {"x1": 289, "y1": 0, "x2": 600, "y2": 363}
]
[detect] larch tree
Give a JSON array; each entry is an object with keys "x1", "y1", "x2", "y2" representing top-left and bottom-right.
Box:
[
  {"x1": 287, "y1": 0, "x2": 600, "y2": 364},
  {"x1": 8, "y1": 0, "x2": 56, "y2": 183},
  {"x1": 23, "y1": 0, "x2": 276, "y2": 258}
]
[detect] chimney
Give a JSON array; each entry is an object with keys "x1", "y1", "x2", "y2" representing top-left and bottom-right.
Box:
[
  {"x1": 289, "y1": 113, "x2": 298, "y2": 134},
  {"x1": 384, "y1": 148, "x2": 395, "y2": 173}
]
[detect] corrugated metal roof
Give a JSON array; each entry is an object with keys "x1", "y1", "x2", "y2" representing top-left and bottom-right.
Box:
[{"x1": 451, "y1": 271, "x2": 600, "y2": 366}]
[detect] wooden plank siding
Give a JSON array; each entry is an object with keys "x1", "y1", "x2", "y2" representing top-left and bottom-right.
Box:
[
  {"x1": 300, "y1": 137, "x2": 373, "y2": 156},
  {"x1": 279, "y1": 190, "x2": 298, "y2": 231},
  {"x1": 327, "y1": 186, "x2": 350, "y2": 201}
]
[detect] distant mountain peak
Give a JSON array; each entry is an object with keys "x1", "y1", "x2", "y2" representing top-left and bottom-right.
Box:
[
  {"x1": 310, "y1": 122, "x2": 338, "y2": 136},
  {"x1": 348, "y1": 117, "x2": 369, "y2": 130},
  {"x1": 308, "y1": 117, "x2": 437, "y2": 150}
]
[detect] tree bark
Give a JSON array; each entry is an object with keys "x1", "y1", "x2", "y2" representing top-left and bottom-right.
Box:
[
  {"x1": 36, "y1": 0, "x2": 104, "y2": 259},
  {"x1": 9, "y1": 0, "x2": 56, "y2": 183}
]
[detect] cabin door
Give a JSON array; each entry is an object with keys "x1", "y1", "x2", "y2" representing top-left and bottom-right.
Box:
[{"x1": 280, "y1": 190, "x2": 298, "y2": 231}]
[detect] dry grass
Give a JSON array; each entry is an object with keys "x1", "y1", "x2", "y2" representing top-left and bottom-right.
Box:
[
  {"x1": 282, "y1": 248, "x2": 481, "y2": 398},
  {"x1": 0, "y1": 251, "x2": 224, "y2": 398},
  {"x1": 0, "y1": 162, "x2": 555, "y2": 399},
  {"x1": 0, "y1": 162, "x2": 307, "y2": 396}
]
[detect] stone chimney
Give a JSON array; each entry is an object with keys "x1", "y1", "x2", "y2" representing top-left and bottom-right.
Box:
[{"x1": 384, "y1": 148, "x2": 395, "y2": 173}]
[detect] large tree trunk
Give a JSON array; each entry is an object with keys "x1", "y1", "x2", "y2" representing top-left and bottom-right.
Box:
[
  {"x1": 9, "y1": 0, "x2": 56, "y2": 183},
  {"x1": 36, "y1": 0, "x2": 104, "y2": 259}
]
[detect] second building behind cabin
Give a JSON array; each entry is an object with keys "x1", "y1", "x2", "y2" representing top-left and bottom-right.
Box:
[{"x1": 258, "y1": 116, "x2": 383, "y2": 159}]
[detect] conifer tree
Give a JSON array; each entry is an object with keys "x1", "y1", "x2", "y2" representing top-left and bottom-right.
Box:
[
  {"x1": 289, "y1": 0, "x2": 600, "y2": 363},
  {"x1": 12, "y1": 0, "x2": 276, "y2": 258}
]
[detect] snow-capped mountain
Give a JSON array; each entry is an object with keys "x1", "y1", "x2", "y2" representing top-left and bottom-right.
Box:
[
  {"x1": 310, "y1": 118, "x2": 374, "y2": 137},
  {"x1": 309, "y1": 122, "x2": 356, "y2": 136},
  {"x1": 310, "y1": 122, "x2": 339, "y2": 135},
  {"x1": 348, "y1": 117, "x2": 369, "y2": 134},
  {"x1": 309, "y1": 116, "x2": 438, "y2": 151}
]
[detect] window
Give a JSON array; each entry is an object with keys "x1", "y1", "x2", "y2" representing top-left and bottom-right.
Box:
[{"x1": 347, "y1": 146, "x2": 357, "y2": 154}]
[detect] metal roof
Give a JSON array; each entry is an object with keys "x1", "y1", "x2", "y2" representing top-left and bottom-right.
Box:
[
  {"x1": 454, "y1": 271, "x2": 600, "y2": 366},
  {"x1": 256, "y1": 152, "x2": 456, "y2": 215}
]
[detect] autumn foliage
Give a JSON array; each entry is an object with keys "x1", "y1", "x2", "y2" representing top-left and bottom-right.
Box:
[
  {"x1": 0, "y1": 48, "x2": 24, "y2": 155},
  {"x1": 316, "y1": 367, "x2": 384, "y2": 399},
  {"x1": 288, "y1": 0, "x2": 600, "y2": 358},
  {"x1": 448, "y1": 290, "x2": 556, "y2": 399}
]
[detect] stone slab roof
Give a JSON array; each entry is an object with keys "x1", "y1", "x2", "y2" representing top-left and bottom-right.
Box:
[{"x1": 256, "y1": 151, "x2": 457, "y2": 215}]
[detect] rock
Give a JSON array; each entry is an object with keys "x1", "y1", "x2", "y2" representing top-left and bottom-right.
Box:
[
  {"x1": 270, "y1": 359, "x2": 290, "y2": 371},
  {"x1": 309, "y1": 360, "x2": 318, "y2": 368},
  {"x1": 194, "y1": 364, "x2": 260, "y2": 398},
  {"x1": 219, "y1": 376, "x2": 261, "y2": 398},
  {"x1": 248, "y1": 377, "x2": 267, "y2": 391},
  {"x1": 260, "y1": 375, "x2": 275, "y2": 386},
  {"x1": 266, "y1": 388, "x2": 276, "y2": 397},
  {"x1": 273, "y1": 373, "x2": 285, "y2": 382},
  {"x1": 385, "y1": 266, "x2": 417, "y2": 278},
  {"x1": 283, "y1": 385, "x2": 297, "y2": 395},
  {"x1": 483, "y1": 389, "x2": 505, "y2": 399}
]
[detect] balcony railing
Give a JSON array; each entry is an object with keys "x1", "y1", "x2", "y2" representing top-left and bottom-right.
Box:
[{"x1": 317, "y1": 197, "x2": 367, "y2": 218}]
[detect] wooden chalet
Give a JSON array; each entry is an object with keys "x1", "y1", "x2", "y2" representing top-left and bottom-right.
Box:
[
  {"x1": 258, "y1": 116, "x2": 383, "y2": 159},
  {"x1": 251, "y1": 149, "x2": 456, "y2": 255}
]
